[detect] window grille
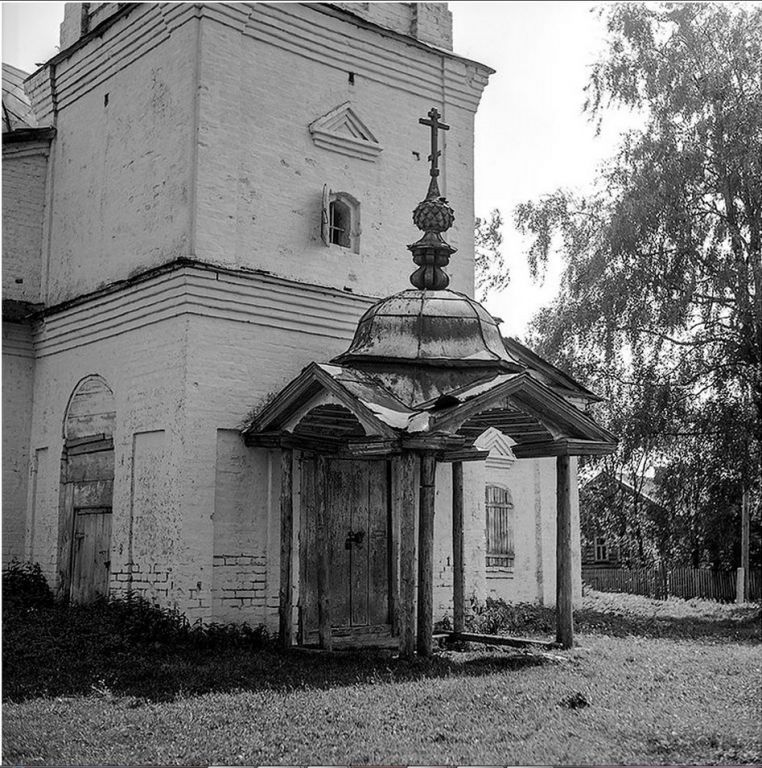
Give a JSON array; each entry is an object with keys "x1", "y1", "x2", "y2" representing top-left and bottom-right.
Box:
[
  {"x1": 329, "y1": 199, "x2": 351, "y2": 248},
  {"x1": 485, "y1": 484, "x2": 514, "y2": 568},
  {"x1": 321, "y1": 186, "x2": 360, "y2": 253}
]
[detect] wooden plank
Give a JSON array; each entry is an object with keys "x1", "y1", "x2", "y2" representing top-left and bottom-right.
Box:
[
  {"x1": 351, "y1": 460, "x2": 370, "y2": 627},
  {"x1": 556, "y1": 455, "x2": 574, "y2": 649},
  {"x1": 330, "y1": 460, "x2": 352, "y2": 628},
  {"x1": 449, "y1": 632, "x2": 557, "y2": 650},
  {"x1": 67, "y1": 450, "x2": 115, "y2": 481},
  {"x1": 316, "y1": 456, "x2": 332, "y2": 651},
  {"x1": 73, "y1": 479, "x2": 114, "y2": 508},
  {"x1": 66, "y1": 437, "x2": 114, "y2": 455},
  {"x1": 439, "y1": 449, "x2": 491, "y2": 463},
  {"x1": 96, "y1": 511, "x2": 112, "y2": 598},
  {"x1": 57, "y1": 480, "x2": 74, "y2": 599},
  {"x1": 298, "y1": 455, "x2": 317, "y2": 636},
  {"x1": 369, "y1": 460, "x2": 389, "y2": 626},
  {"x1": 388, "y1": 458, "x2": 400, "y2": 636},
  {"x1": 452, "y1": 461, "x2": 465, "y2": 634},
  {"x1": 398, "y1": 452, "x2": 417, "y2": 658},
  {"x1": 279, "y1": 448, "x2": 294, "y2": 649},
  {"x1": 417, "y1": 452, "x2": 436, "y2": 657}
]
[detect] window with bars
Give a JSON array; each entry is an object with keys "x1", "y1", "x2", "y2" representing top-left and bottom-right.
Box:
[{"x1": 485, "y1": 484, "x2": 514, "y2": 568}]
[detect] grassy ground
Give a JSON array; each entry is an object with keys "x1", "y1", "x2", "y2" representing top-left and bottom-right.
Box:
[{"x1": 3, "y1": 591, "x2": 760, "y2": 765}]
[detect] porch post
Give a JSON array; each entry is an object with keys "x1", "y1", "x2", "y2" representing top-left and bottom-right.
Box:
[
  {"x1": 278, "y1": 448, "x2": 293, "y2": 649},
  {"x1": 398, "y1": 452, "x2": 417, "y2": 658},
  {"x1": 556, "y1": 454, "x2": 574, "y2": 649},
  {"x1": 417, "y1": 451, "x2": 436, "y2": 656},
  {"x1": 316, "y1": 455, "x2": 332, "y2": 650},
  {"x1": 452, "y1": 460, "x2": 465, "y2": 634}
]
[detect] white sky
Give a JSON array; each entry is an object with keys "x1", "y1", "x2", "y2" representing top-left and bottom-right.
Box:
[{"x1": 0, "y1": 1, "x2": 637, "y2": 338}]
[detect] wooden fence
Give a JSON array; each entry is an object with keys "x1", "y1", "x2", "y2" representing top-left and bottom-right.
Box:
[{"x1": 582, "y1": 566, "x2": 762, "y2": 603}]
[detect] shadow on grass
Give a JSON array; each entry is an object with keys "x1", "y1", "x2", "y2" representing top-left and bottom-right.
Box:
[
  {"x1": 468, "y1": 595, "x2": 761, "y2": 644},
  {"x1": 574, "y1": 605, "x2": 761, "y2": 642},
  {"x1": 2, "y1": 602, "x2": 555, "y2": 704},
  {"x1": 4, "y1": 599, "x2": 759, "y2": 705}
]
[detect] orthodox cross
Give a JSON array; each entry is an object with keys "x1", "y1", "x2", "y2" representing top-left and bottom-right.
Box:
[{"x1": 419, "y1": 107, "x2": 449, "y2": 179}]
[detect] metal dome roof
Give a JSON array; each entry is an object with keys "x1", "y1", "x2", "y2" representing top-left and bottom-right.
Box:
[{"x1": 333, "y1": 288, "x2": 524, "y2": 370}]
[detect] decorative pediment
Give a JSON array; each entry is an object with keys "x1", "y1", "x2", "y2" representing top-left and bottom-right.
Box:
[
  {"x1": 309, "y1": 102, "x2": 383, "y2": 162},
  {"x1": 474, "y1": 427, "x2": 516, "y2": 470}
]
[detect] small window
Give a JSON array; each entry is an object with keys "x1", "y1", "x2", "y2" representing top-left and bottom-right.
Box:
[
  {"x1": 595, "y1": 536, "x2": 608, "y2": 562},
  {"x1": 321, "y1": 187, "x2": 360, "y2": 253},
  {"x1": 486, "y1": 484, "x2": 514, "y2": 568},
  {"x1": 329, "y1": 198, "x2": 351, "y2": 247}
]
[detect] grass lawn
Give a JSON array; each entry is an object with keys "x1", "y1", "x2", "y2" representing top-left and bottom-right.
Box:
[{"x1": 3, "y1": 591, "x2": 761, "y2": 765}]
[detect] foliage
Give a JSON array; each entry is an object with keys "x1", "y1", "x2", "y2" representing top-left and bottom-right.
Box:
[
  {"x1": 2, "y1": 560, "x2": 54, "y2": 609},
  {"x1": 2, "y1": 586, "x2": 270, "y2": 702},
  {"x1": 474, "y1": 208, "x2": 505, "y2": 300},
  {"x1": 504, "y1": 3, "x2": 761, "y2": 568},
  {"x1": 467, "y1": 596, "x2": 555, "y2": 635}
]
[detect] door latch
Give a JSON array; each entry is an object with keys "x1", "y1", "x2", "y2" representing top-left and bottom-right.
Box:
[{"x1": 344, "y1": 530, "x2": 365, "y2": 549}]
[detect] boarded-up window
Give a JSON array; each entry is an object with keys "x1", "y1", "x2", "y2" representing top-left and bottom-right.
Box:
[{"x1": 486, "y1": 484, "x2": 514, "y2": 568}]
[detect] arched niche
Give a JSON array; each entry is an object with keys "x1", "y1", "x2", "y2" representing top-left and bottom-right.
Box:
[
  {"x1": 63, "y1": 375, "x2": 116, "y2": 441},
  {"x1": 59, "y1": 374, "x2": 116, "y2": 604}
]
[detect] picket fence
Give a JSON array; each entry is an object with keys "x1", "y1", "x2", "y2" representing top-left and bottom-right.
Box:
[{"x1": 582, "y1": 566, "x2": 761, "y2": 603}]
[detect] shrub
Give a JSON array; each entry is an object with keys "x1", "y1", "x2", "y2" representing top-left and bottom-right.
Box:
[
  {"x1": 466, "y1": 596, "x2": 555, "y2": 635},
  {"x1": 2, "y1": 560, "x2": 54, "y2": 609}
]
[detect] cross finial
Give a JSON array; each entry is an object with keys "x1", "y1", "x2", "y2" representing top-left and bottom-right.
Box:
[{"x1": 419, "y1": 107, "x2": 449, "y2": 183}]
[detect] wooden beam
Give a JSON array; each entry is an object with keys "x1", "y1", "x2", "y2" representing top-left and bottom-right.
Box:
[
  {"x1": 556, "y1": 455, "x2": 573, "y2": 649},
  {"x1": 398, "y1": 452, "x2": 417, "y2": 658},
  {"x1": 278, "y1": 448, "x2": 294, "y2": 649},
  {"x1": 452, "y1": 461, "x2": 465, "y2": 634},
  {"x1": 448, "y1": 631, "x2": 557, "y2": 650},
  {"x1": 513, "y1": 439, "x2": 618, "y2": 459},
  {"x1": 439, "y1": 448, "x2": 490, "y2": 463},
  {"x1": 316, "y1": 455, "x2": 332, "y2": 650},
  {"x1": 388, "y1": 459, "x2": 400, "y2": 636},
  {"x1": 417, "y1": 452, "x2": 436, "y2": 657}
]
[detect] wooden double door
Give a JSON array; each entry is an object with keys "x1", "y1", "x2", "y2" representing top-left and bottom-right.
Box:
[{"x1": 300, "y1": 458, "x2": 391, "y2": 637}]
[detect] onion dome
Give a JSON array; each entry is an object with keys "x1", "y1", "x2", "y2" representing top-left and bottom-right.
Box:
[
  {"x1": 335, "y1": 106, "x2": 522, "y2": 374},
  {"x1": 2, "y1": 64, "x2": 37, "y2": 133},
  {"x1": 334, "y1": 288, "x2": 522, "y2": 371}
]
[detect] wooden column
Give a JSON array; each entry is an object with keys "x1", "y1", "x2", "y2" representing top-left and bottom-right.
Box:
[
  {"x1": 556, "y1": 454, "x2": 574, "y2": 649},
  {"x1": 278, "y1": 448, "x2": 294, "y2": 649},
  {"x1": 398, "y1": 453, "x2": 417, "y2": 658},
  {"x1": 417, "y1": 452, "x2": 436, "y2": 657},
  {"x1": 452, "y1": 460, "x2": 465, "y2": 634},
  {"x1": 316, "y1": 455, "x2": 332, "y2": 650}
]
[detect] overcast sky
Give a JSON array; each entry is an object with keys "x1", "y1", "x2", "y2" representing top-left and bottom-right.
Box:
[{"x1": 1, "y1": 1, "x2": 634, "y2": 338}]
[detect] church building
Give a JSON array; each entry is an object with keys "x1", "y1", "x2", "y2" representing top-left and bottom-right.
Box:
[{"x1": 2, "y1": 2, "x2": 615, "y2": 651}]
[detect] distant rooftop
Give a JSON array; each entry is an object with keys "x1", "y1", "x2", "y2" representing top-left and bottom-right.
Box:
[{"x1": 2, "y1": 63, "x2": 38, "y2": 133}]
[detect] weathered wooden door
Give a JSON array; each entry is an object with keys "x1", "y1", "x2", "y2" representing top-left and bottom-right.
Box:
[
  {"x1": 71, "y1": 508, "x2": 112, "y2": 602},
  {"x1": 64, "y1": 443, "x2": 114, "y2": 603},
  {"x1": 300, "y1": 458, "x2": 390, "y2": 636}
]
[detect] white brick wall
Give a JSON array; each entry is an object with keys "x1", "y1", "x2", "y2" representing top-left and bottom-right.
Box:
[
  {"x1": 2, "y1": 146, "x2": 49, "y2": 303},
  {"x1": 37, "y1": 3, "x2": 487, "y2": 306},
  {"x1": 2, "y1": 324, "x2": 35, "y2": 564}
]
